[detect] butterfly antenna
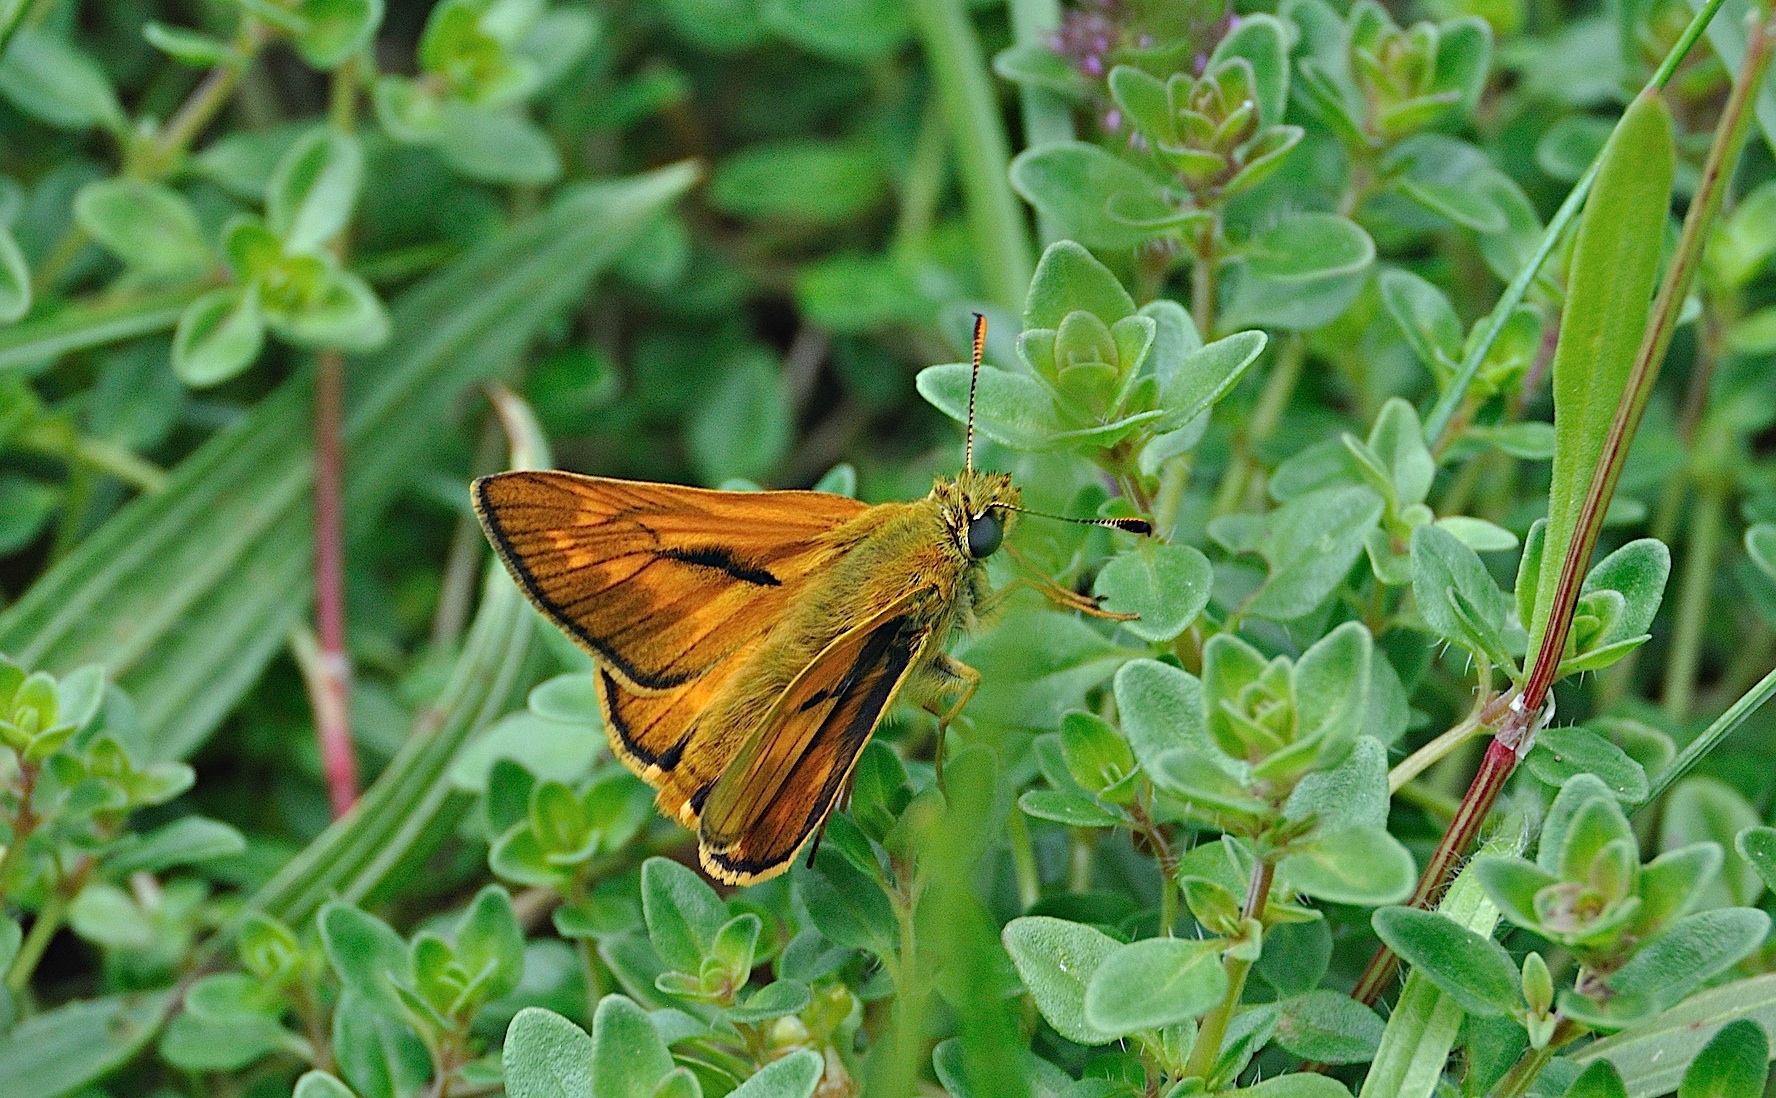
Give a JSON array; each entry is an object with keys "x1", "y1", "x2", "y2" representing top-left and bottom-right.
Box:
[
  {"x1": 1004, "y1": 504, "x2": 1152, "y2": 536},
  {"x1": 964, "y1": 312, "x2": 985, "y2": 473}
]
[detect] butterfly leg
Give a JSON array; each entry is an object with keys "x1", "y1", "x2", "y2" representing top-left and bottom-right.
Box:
[
  {"x1": 920, "y1": 654, "x2": 980, "y2": 794},
  {"x1": 995, "y1": 544, "x2": 1139, "y2": 621}
]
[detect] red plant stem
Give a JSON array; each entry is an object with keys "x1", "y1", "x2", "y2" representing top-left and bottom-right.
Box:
[
  {"x1": 1347, "y1": 13, "x2": 1774, "y2": 1013},
  {"x1": 1351, "y1": 731, "x2": 1524, "y2": 1004},
  {"x1": 313, "y1": 348, "x2": 358, "y2": 817}
]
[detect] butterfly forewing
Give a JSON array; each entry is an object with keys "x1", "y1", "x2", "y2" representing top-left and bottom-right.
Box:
[
  {"x1": 699, "y1": 595, "x2": 936, "y2": 883},
  {"x1": 473, "y1": 471, "x2": 867, "y2": 691}
]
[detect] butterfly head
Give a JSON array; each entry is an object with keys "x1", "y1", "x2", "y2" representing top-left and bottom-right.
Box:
[{"x1": 933, "y1": 469, "x2": 1021, "y2": 562}]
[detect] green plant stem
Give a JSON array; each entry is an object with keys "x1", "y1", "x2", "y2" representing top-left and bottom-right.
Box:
[
  {"x1": 1191, "y1": 227, "x2": 1218, "y2": 336},
  {"x1": 1485, "y1": 1019, "x2": 1584, "y2": 1098},
  {"x1": 1006, "y1": 808, "x2": 1041, "y2": 911},
  {"x1": 1662, "y1": 481, "x2": 1725, "y2": 722},
  {"x1": 1393, "y1": 780, "x2": 1461, "y2": 822},
  {"x1": 15, "y1": 421, "x2": 168, "y2": 493},
  {"x1": 7, "y1": 889, "x2": 62, "y2": 992},
  {"x1": 1388, "y1": 692, "x2": 1508, "y2": 794},
  {"x1": 8, "y1": 854, "x2": 88, "y2": 993},
  {"x1": 1185, "y1": 856, "x2": 1272, "y2": 1079},
  {"x1": 0, "y1": 763, "x2": 40, "y2": 910},
  {"x1": 1007, "y1": 0, "x2": 1073, "y2": 246},
  {"x1": 1214, "y1": 333, "x2": 1304, "y2": 515},
  {"x1": 894, "y1": 96, "x2": 950, "y2": 257},
  {"x1": 909, "y1": 0, "x2": 1035, "y2": 311},
  {"x1": 1643, "y1": 662, "x2": 1776, "y2": 808},
  {"x1": 1422, "y1": 0, "x2": 1731, "y2": 447}
]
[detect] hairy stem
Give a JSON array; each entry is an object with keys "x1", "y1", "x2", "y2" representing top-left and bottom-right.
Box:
[
  {"x1": 1354, "y1": 732, "x2": 1522, "y2": 1005},
  {"x1": 1185, "y1": 857, "x2": 1272, "y2": 1079},
  {"x1": 1213, "y1": 334, "x2": 1304, "y2": 515}
]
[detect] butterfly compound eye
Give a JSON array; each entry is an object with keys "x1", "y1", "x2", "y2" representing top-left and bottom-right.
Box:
[{"x1": 965, "y1": 512, "x2": 1003, "y2": 559}]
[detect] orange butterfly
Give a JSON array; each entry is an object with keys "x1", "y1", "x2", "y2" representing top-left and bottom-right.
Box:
[{"x1": 473, "y1": 317, "x2": 1149, "y2": 884}]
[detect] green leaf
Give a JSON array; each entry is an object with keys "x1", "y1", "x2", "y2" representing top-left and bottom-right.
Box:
[
  {"x1": 916, "y1": 362, "x2": 1067, "y2": 451},
  {"x1": 1735, "y1": 827, "x2": 1776, "y2": 894},
  {"x1": 641, "y1": 857, "x2": 726, "y2": 974},
  {"x1": 267, "y1": 128, "x2": 364, "y2": 255},
  {"x1": 709, "y1": 140, "x2": 887, "y2": 225},
  {"x1": 0, "y1": 226, "x2": 26, "y2": 324},
  {"x1": 1092, "y1": 542, "x2": 1213, "y2": 642},
  {"x1": 1155, "y1": 329, "x2": 1266, "y2": 431},
  {"x1": 172, "y1": 286, "x2": 265, "y2": 388},
  {"x1": 294, "y1": 1072, "x2": 360, "y2": 1098},
  {"x1": 0, "y1": 164, "x2": 696, "y2": 762},
  {"x1": 1273, "y1": 990, "x2": 1385, "y2": 1064},
  {"x1": 0, "y1": 27, "x2": 124, "y2": 131},
  {"x1": 1224, "y1": 1075, "x2": 1354, "y2": 1098},
  {"x1": 1527, "y1": 92, "x2": 1674, "y2": 663},
  {"x1": 435, "y1": 106, "x2": 562, "y2": 185},
  {"x1": 320, "y1": 903, "x2": 409, "y2": 1017},
  {"x1": 1662, "y1": 778, "x2": 1764, "y2": 908},
  {"x1": 1242, "y1": 486, "x2": 1385, "y2": 620},
  {"x1": 1082, "y1": 937, "x2": 1228, "y2": 1036},
  {"x1": 1541, "y1": 773, "x2": 1618, "y2": 873},
  {"x1": 1526, "y1": 726, "x2": 1649, "y2": 804},
  {"x1": 1023, "y1": 239, "x2": 1136, "y2": 329},
  {"x1": 0, "y1": 991, "x2": 172, "y2": 1098},
  {"x1": 1380, "y1": 267, "x2": 1461, "y2": 380},
  {"x1": 1384, "y1": 135, "x2": 1509, "y2": 233},
  {"x1": 69, "y1": 882, "x2": 153, "y2": 949},
  {"x1": 1114, "y1": 658, "x2": 1209, "y2": 774},
  {"x1": 726, "y1": 980, "x2": 811, "y2": 1024},
  {"x1": 729, "y1": 1049, "x2": 823, "y2": 1098},
  {"x1": 795, "y1": 847, "x2": 898, "y2": 959},
  {"x1": 455, "y1": 886, "x2": 525, "y2": 1005},
  {"x1": 106, "y1": 815, "x2": 246, "y2": 874},
  {"x1": 1610, "y1": 908, "x2": 1771, "y2": 1005},
  {"x1": 1211, "y1": 14, "x2": 1290, "y2": 124},
  {"x1": 1010, "y1": 143, "x2": 1176, "y2": 251},
  {"x1": 760, "y1": 0, "x2": 908, "y2": 60},
  {"x1": 332, "y1": 991, "x2": 431, "y2": 1098},
  {"x1": 1361, "y1": 825, "x2": 1526, "y2": 1098},
  {"x1": 73, "y1": 179, "x2": 211, "y2": 277},
  {"x1": 1574, "y1": 973, "x2": 1776, "y2": 1098},
  {"x1": 1222, "y1": 213, "x2": 1375, "y2": 332},
  {"x1": 503, "y1": 1006, "x2": 596, "y2": 1098},
  {"x1": 1280, "y1": 825, "x2": 1416, "y2": 905},
  {"x1": 1001, "y1": 916, "x2": 1121, "y2": 1046},
  {"x1": 1677, "y1": 1018, "x2": 1769, "y2": 1098},
  {"x1": 1285, "y1": 736, "x2": 1391, "y2": 832},
  {"x1": 687, "y1": 349, "x2": 790, "y2": 484},
  {"x1": 1566, "y1": 1062, "x2": 1630, "y2": 1098},
  {"x1": 1411, "y1": 522, "x2": 1512, "y2": 669},
  {"x1": 291, "y1": 0, "x2": 384, "y2": 69},
  {"x1": 1371, "y1": 906, "x2": 1521, "y2": 1016},
  {"x1": 589, "y1": 996, "x2": 674, "y2": 1098}
]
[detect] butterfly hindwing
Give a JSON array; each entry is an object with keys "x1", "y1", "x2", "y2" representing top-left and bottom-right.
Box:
[
  {"x1": 473, "y1": 471, "x2": 868, "y2": 691},
  {"x1": 698, "y1": 595, "x2": 936, "y2": 884},
  {"x1": 595, "y1": 653, "x2": 755, "y2": 823}
]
